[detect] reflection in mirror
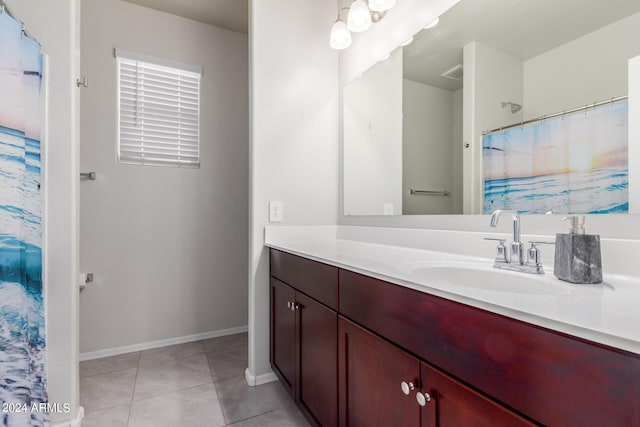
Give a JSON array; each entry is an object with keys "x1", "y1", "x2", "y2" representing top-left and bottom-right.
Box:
[{"x1": 343, "y1": 0, "x2": 640, "y2": 216}]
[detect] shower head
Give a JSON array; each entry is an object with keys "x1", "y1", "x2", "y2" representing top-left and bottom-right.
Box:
[{"x1": 501, "y1": 101, "x2": 522, "y2": 114}]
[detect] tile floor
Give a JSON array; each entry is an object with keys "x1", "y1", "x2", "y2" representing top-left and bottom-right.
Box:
[{"x1": 79, "y1": 333, "x2": 310, "y2": 427}]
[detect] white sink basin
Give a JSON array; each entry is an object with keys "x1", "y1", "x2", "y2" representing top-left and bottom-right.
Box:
[{"x1": 396, "y1": 260, "x2": 611, "y2": 296}]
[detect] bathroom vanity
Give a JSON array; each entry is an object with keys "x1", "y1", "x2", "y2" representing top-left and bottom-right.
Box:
[{"x1": 267, "y1": 228, "x2": 640, "y2": 427}]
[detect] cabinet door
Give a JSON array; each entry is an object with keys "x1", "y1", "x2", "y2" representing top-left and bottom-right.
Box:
[
  {"x1": 297, "y1": 292, "x2": 338, "y2": 426},
  {"x1": 271, "y1": 278, "x2": 296, "y2": 394},
  {"x1": 420, "y1": 363, "x2": 537, "y2": 427},
  {"x1": 339, "y1": 317, "x2": 421, "y2": 427}
]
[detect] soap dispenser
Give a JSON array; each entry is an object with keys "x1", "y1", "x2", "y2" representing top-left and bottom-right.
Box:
[{"x1": 553, "y1": 216, "x2": 602, "y2": 284}]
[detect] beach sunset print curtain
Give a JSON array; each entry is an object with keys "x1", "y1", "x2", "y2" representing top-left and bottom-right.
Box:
[
  {"x1": 1, "y1": 9, "x2": 49, "y2": 427},
  {"x1": 483, "y1": 101, "x2": 628, "y2": 214}
]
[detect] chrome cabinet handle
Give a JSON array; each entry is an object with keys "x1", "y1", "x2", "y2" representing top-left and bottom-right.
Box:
[
  {"x1": 286, "y1": 301, "x2": 291, "y2": 309},
  {"x1": 416, "y1": 392, "x2": 432, "y2": 406},
  {"x1": 294, "y1": 303, "x2": 300, "y2": 311},
  {"x1": 401, "y1": 381, "x2": 417, "y2": 395}
]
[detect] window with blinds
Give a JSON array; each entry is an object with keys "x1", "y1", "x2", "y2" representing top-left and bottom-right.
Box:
[{"x1": 117, "y1": 50, "x2": 201, "y2": 167}]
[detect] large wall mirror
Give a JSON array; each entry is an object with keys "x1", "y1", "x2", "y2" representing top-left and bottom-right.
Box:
[{"x1": 343, "y1": 0, "x2": 640, "y2": 216}]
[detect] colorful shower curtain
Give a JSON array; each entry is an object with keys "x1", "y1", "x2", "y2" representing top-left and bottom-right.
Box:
[
  {"x1": 483, "y1": 101, "x2": 628, "y2": 214},
  {"x1": 1, "y1": 9, "x2": 48, "y2": 427}
]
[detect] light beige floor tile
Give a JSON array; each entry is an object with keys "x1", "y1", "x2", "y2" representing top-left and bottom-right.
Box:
[
  {"x1": 128, "y1": 383, "x2": 225, "y2": 427},
  {"x1": 80, "y1": 368, "x2": 137, "y2": 413},
  {"x1": 228, "y1": 407, "x2": 310, "y2": 427},
  {"x1": 80, "y1": 403, "x2": 130, "y2": 427},
  {"x1": 206, "y1": 345, "x2": 248, "y2": 382},
  {"x1": 80, "y1": 352, "x2": 140, "y2": 378},
  {"x1": 204, "y1": 333, "x2": 247, "y2": 354},
  {"x1": 216, "y1": 376, "x2": 294, "y2": 424},
  {"x1": 133, "y1": 352, "x2": 213, "y2": 401},
  {"x1": 139, "y1": 341, "x2": 205, "y2": 366}
]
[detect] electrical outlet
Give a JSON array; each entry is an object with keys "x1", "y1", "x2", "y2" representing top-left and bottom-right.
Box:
[{"x1": 269, "y1": 201, "x2": 283, "y2": 223}]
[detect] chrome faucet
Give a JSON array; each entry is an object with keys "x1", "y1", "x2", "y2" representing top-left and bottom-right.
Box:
[
  {"x1": 486, "y1": 209, "x2": 552, "y2": 274},
  {"x1": 490, "y1": 209, "x2": 524, "y2": 265}
]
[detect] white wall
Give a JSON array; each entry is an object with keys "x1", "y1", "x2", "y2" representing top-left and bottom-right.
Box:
[
  {"x1": 630, "y1": 55, "x2": 640, "y2": 214},
  {"x1": 344, "y1": 48, "x2": 403, "y2": 216},
  {"x1": 402, "y1": 79, "x2": 454, "y2": 214},
  {"x1": 463, "y1": 42, "x2": 523, "y2": 214},
  {"x1": 248, "y1": 0, "x2": 338, "y2": 383},
  {"x1": 79, "y1": 0, "x2": 248, "y2": 354},
  {"x1": 7, "y1": 0, "x2": 81, "y2": 425},
  {"x1": 524, "y1": 11, "x2": 640, "y2": 119},
  {"x1": 452, "y1": 88, "x2": 463, "y2": 213}
]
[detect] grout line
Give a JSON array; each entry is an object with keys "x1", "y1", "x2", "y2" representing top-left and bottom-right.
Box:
[
  {"x1": 225, "y1": 409, "x2": 281, "y2": 426},
  {"x1": 125, "y1": 352, "x2": 142, "y2": 426},
  {"x1": 79, "y1": 351, "x2": 143, "y2": 379},
  {"x1": 130, "y1": 378, "x2": 216, "y2": 404},
  {"x1": 79, "y1": 365, "x2": 138, "y2": 379},
  {"x1": 129, "y1": 381, "x2": 217, "y2": 406},
  {"x1": 203, "y1": 335, "x2": 249, "y2": 356},
  {"x1": 207, "y1": 348, "x2": 230, "y2": 425},
  {"x1": 81, "y1": 401, "x2": 133, "y2": 416},
  {"x1": 136, "y1": 344, "x2": 207, "y2": 369}
]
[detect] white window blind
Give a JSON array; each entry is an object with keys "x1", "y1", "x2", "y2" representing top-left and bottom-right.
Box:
[{"x1": 117, "y1": 51, "x2": 201, "y2": 167}]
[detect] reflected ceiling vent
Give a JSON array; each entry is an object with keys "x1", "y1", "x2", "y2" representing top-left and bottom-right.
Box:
[{"x1": 441, "y1": 64, "x2": 463, "y2": 80}]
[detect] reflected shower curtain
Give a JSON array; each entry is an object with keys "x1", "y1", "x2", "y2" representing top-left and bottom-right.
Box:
[
  {"x1": 1, "y1": 9, "x2": 48, "y2": 427},
  {"x1": 483, "y1": 102, "x2": 628, "y2": 214}
]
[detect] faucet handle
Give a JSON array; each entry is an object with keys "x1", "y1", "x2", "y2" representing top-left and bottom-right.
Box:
[
  {"x1": 526, "y1": 241, "x2": 554, "y2": 267},
  {"x1": 484, "y1": 237, "x2": 508, "y2": 264}
]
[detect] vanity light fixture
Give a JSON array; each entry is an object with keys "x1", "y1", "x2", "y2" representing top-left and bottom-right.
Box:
[
  {"x1": 331, "y1": 0, "x2": 396, "y2": 50},
  {"x1": 424, "y1": 17, "x2": 440, "y2": 29},
  {"x1": 347, "y1": 0, "x2": 373, "y2": 32},
  {"x1": 330, "y1": 8, "x2": 352, "y2": 50}
]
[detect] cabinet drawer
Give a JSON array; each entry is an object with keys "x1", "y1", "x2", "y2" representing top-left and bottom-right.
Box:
[
  {"x1": 339, "y1": 269, "x2": 640, "y2": 426},
  {"x1": 270, "y1": 249, "x2": 338, "y2": 310}
]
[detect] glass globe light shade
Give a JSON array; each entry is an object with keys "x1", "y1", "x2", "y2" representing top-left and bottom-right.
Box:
[
  {"x1": 347, "y1": 0, "x2": 372, "y2": 32},
  {"x1": 330, "y1": 20, "x2": 352, "y2": 50}
]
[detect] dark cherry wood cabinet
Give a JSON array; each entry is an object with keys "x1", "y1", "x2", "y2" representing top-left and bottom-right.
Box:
[
  {"x1": 339, "y1": 268, "x2": 640, "y2": 427},
  {"x1": 270, "y1": 248, "x2": 640, "y2": 427},
  {"x1": 270, "y1": 278, "x2": 296, "y2": 392},
  {"x1": 297, "y1": 291, "x2": 338, "y2": 426},
  {"x1": 339, "y1": 316, "x2": 536, "y2": 427},
  {"x1": 339, "y1": 316, "x2": 421, "y2": 427},
  {"x1": 270, "y1": 251, "x2": 339, "y2": 426}
]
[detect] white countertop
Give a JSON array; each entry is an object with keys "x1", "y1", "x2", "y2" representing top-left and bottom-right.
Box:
[{"x1": 265, "y1": 226, "x2": 640, "y2": 355}]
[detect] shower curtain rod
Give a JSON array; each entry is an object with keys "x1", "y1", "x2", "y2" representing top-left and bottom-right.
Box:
[
  {"x1": 482, "y1": 95, "x2": 628, "y2": 136},
  {"x1": 1, "y1": 0, "x2": 39, "y2": 43}
]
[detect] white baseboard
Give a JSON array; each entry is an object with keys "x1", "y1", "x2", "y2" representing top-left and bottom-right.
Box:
[
  {"x1": 51, "y1": 406, "x2": 84, "y2": 427},
  {"x1": 245, "y1": 367, "x2": 277, "y2": 387},
  {"x1": 80, "y1": 325, "x2": 248, "y2": 361}
]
